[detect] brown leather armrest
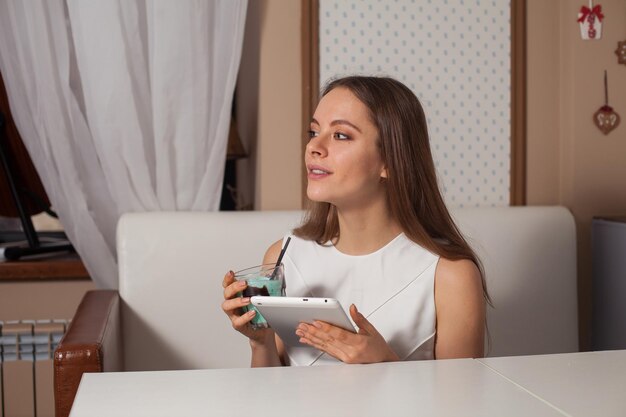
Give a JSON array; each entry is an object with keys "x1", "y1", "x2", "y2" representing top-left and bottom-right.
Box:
[{"x1": 54, "y1": 290, "x2": 123, "y2": 417}]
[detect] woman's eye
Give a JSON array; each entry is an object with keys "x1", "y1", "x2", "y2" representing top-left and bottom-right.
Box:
[
  {"x1": 307, "y1": 130, "x2": 319, "y2": 139},
  {"x1": 333, "y1": 132, "x2": 350, "y2": 140}
]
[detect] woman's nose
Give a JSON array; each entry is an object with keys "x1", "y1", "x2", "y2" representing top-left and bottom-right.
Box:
[{"x1": 306, "y1": 133, "x2": 328, "y2": 157}]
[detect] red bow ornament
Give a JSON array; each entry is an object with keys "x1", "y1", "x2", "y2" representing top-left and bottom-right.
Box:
[{"x1": 577, "y1": 3, "x2": 604, "y2": 40}]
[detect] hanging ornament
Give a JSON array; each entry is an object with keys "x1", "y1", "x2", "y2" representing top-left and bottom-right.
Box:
[
  {"x1": 617, "y1": 7, "x2": 626, "y2": 65},
  {"x1": 577, "y1": 0, "x2": 604, "y2": 40},
  {"x1": 616, "y1": 40, "x2": 626, "y2": 66},
  {"x1": 593, "y1": 71, "x2": 620, "y2": 135}
]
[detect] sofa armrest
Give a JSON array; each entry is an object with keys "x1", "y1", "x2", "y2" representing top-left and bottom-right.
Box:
[{"x1": 54, "y1": 290, "x2": 123, "y2": 417}]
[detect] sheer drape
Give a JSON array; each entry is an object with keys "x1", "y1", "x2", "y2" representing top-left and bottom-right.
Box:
[{"x1": 0, "y1": 0, "x2": 248, "y2": 288}]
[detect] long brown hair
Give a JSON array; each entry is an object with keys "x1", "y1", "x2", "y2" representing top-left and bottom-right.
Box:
[{"x1": 294, "y1": 76, "x2": 491, "y2": 305}]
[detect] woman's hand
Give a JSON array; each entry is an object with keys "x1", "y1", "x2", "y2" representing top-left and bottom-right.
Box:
[
  {"x1": 221, "y1": 271, "x2": 275, "y2": 346},
  {"x1": 295, "y1": 304, "x2": 399, "y2": 364}
]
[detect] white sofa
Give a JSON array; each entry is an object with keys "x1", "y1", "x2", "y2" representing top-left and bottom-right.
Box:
[{"x1": 54, "y1": 207, "x2": 578, "y2": 416}]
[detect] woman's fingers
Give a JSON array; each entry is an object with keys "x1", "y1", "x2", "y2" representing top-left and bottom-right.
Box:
[
  {"x1": 299, "y1": 335, "x2": 349, "y2": 362},
  {"x1": 221, "y1": 270, "x2": 249, "y2": 324},
  {"x1": 296, "y1": 323, "x2": 327, "y2": 345},
  {"x1": 223, "y1": 277, "x2": 247, "y2": 299},
  {"x1": 349, "y1": 304, "x2": 377, "y2": 336},
  {"x1": 222, "y1": 271, "x2": 235, "y2": 288},
  {"x1": 296, "y1": 309, "x2": 397, "y2": 364},
  {"x1": 221, "y1": 296, "x2": 251, "y2": 315},
  {"x1": 221, "y1": 270, "x2": 273, "y2": 341},
  {"x1": 221, "y1": 292, "x2": 254, "y2": 331},
  {"x1": 231, "y1": 309, "x2": 256, "y2": 330},
  {"x1": 297, "y1": 323, "x2": 350, "y2": 348},
  {"x1": 296, "y1": 322, "x2": 355, "y2": 362},
  {"x1": 298, "y1": 321, "x2": 354, "y2": 344}
]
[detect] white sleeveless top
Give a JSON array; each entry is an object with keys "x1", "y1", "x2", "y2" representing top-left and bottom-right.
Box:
[{"x1": 281, "y1": 233, "x2": 439, "y2": 366}]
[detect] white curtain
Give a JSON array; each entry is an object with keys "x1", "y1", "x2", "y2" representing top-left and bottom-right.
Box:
[{"x1": 0, "y1": 0, "x2": 248, "y2": 288}]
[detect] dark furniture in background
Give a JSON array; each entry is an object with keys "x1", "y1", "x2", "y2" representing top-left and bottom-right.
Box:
[{"x1": 0, "y1": 72, "x2": 74, "y2": 260}]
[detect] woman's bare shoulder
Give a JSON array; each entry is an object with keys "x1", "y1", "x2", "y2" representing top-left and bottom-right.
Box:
[
  {"x1": 434, "y1": 257, "x2": 484, "y2": 312},
  {"x1": 263, "y1": 239, "x2": 285, "y2": 265},
  {"x1": 436, "y1": 257, "x2": 481, "y2": 285}
]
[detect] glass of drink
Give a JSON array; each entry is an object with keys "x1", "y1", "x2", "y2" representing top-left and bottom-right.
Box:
[{"x1": 234, "y1": 263, "x2": 285, "y2": 329}]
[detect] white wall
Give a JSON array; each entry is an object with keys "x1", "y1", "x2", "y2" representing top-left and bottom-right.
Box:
[{"x1": 319, "y1": 0, "x2": 511, "y2": 207}]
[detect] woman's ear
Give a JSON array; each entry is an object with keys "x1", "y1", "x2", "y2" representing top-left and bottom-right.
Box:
[{"x1": 380, "y1": 167, "x2": 388, "y2": 179}]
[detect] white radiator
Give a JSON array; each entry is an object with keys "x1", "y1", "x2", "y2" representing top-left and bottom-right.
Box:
[{"x1": 0, "y1": 320, "x2": 68, "y2": 417}]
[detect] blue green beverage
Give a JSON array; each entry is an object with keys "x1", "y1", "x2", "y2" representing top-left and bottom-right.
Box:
[{"x1": 235, "y1": 264, "x2": 285, "y2": 329}]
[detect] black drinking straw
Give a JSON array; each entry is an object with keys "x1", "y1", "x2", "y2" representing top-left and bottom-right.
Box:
[{"x1": 271, "y1": 236, "x2": 291, "y2": 278}]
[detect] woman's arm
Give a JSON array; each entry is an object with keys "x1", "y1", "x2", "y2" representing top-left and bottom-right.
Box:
[
  {"x1": 433, "y1": 258, "x2": 486, "y2": 359},
  {"x1": 221, "y1": 238, "x2": 289, "y2": 367},
  {"x1": 249, "y1": 239, "x2": 290, "y2": 367}
]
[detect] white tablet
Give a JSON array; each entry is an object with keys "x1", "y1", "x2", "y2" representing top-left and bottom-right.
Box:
[{"x1": 250, "y1": 296, "x2": 357, "y2": 347}]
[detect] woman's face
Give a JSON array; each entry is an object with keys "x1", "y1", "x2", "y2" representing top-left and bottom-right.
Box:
[{"x1": 305, "y1": 87, "x2": 387, "y2": 208}]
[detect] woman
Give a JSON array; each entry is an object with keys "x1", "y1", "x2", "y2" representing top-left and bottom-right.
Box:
[{"x1": 222, "y1": 76, "x2": 489, "y2": 366}]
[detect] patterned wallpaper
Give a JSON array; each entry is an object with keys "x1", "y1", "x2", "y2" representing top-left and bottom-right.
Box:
[{"x1": 319, "y1": 0, "x2": 511, "y2": 207}]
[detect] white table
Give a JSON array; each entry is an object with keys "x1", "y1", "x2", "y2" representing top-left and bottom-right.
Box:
[
  {"x1": 478, "y1": 350, "x2": 626, "y2": 417},
  {"x1": 69, "y1": 351, "x2": 626, "y2": 417}
]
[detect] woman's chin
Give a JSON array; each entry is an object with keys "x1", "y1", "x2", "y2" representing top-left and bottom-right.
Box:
[
  {"x1": 306, "y1": 189, "x2": 331, "y2": 204},
  {"x1": 306, "y1": 195, "x2": 328, "y2": 203}
]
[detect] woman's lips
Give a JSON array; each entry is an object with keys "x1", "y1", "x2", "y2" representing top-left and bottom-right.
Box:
[{"x1": 307, "y1": 165, "x2": 332, "y2": 180}]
